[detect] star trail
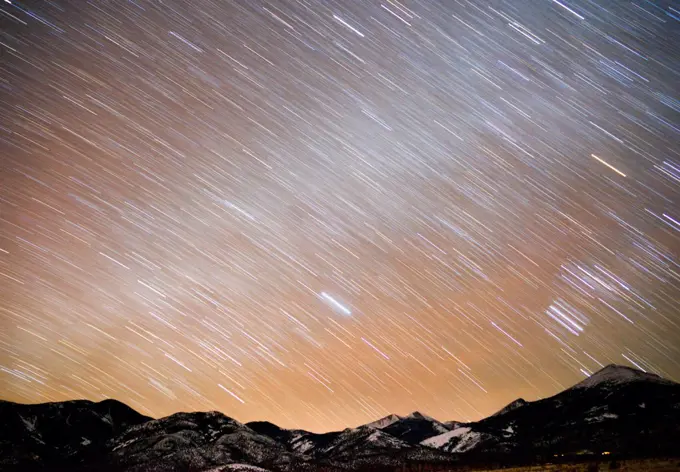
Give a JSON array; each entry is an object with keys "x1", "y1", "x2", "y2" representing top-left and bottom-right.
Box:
[{"x1": 1, "y1": 0, "x2": 679, "y2": 432}]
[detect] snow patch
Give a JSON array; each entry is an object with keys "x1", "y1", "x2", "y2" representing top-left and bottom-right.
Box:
[
  {"x1": 365, "y1": 430, "x2": 408, "y2": 448},
  {"x1": 421, "y1": 426, "x2": 470, "y2": 448},
  {"x1": 292, "y1": 438, "x2": 315, "y2": 454},
  {"x1": 432, "y1": 422, "x2": 450, "y2": 434},
  {"x1": 19, "y1": 415, "x2": 38, "y2": 432},
  {"x1": 421, "y1": 426, "x2": 483, "y2": 452},
  {"x1": 219, "y1": 465, "x2": 272, "y2": 471},
  {"x1": 451, "y1": 430, "x2": 482, "y2": 452},
  {"x1": 585, "y1": 413, "x2": 618, "y2": 423},
  {"x1": 101, "y1": 412, "x2": 113, "y2": 426},
  {"x1": 112, "y1": 437, "x2": 141, "y2": 452}
]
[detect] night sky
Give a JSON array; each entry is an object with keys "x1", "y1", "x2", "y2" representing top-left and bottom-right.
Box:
[{"x1": 1, "y1": 0, "x2": 680, "y2": 433}]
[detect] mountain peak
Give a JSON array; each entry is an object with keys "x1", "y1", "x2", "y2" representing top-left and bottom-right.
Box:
[
  {"x1": 574, "y1": 364, "x2": 675, "y2": 389},
  {"x1": 491, "y1": 398, "x2": 528, "y2": 417},
  {"x1": 365, "y1": 411, "x2": 439, "y2": 430},
  {"x1": 364, "y1": 413, "x2": 401, "y2": 429}
]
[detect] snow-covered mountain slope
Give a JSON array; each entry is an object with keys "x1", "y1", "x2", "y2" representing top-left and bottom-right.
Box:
[
  {"x1": 218, "y1": 466, "x2": 273, "y2": 472},
  {"x1": 374, "y1": 411, "x2": 452, "y2": 445},
  {"x1": 245, "y1": 421, "x2": 326, "y2": 456},
  {"x1": 421, "y1": 364, "x2": 680, "y2": 460},
  {"x1": 106, "y1": 411, "x2": 300, "y2": 471},
  {"x1": 2, "y1": 364, "x2": 679, "y2": 471},
  {"x1": 422, "y1": 426, "x2": 476, "y2": 450},
  {"x1": 364, "y1": 413, "x2": 401, "y2": 430},
  {"x1": 313, "y1": 425, "x2": 411, "y2": 459},
  {"x1": 572, "y1": 364, "x2": 676, "y2": 390},
  {"x1": 249, "y1": 413, "x2": 449, "y2": 458}
]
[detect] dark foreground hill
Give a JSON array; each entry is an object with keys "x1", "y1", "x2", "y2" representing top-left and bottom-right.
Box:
[{"x1": 2, "y1": 365, "x2": 679, "y2": 471}]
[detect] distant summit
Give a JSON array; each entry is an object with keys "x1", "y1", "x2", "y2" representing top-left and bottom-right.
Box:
[
  {"x1": 364, "y1": 413, "x2": 401, "y2": 430},
  {"x1": 490, "y1": 398, "x2": 528, "y2": 417},
  {"x1": 364, "y1": 411, "x2": 439, "y2": 430},
  {"x1": 573, "y1": 364, "x2": 676, "y2": 389},
  {"x1": 404, "y1": 410, "x2": 436, "y2": 421}
]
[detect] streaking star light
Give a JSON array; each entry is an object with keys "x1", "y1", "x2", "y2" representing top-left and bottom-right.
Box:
[{"x1": 319, "y1": 292, "x2": 352, "y2": 316}]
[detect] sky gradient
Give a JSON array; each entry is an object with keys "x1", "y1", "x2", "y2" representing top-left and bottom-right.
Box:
[{"x1": 1, "y1": 0, "x2": 679, "y2": 432}]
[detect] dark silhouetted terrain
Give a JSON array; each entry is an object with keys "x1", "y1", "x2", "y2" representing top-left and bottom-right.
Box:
[{"x1": 2, "y1": 365, "x2": 679, "y2": 471}]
